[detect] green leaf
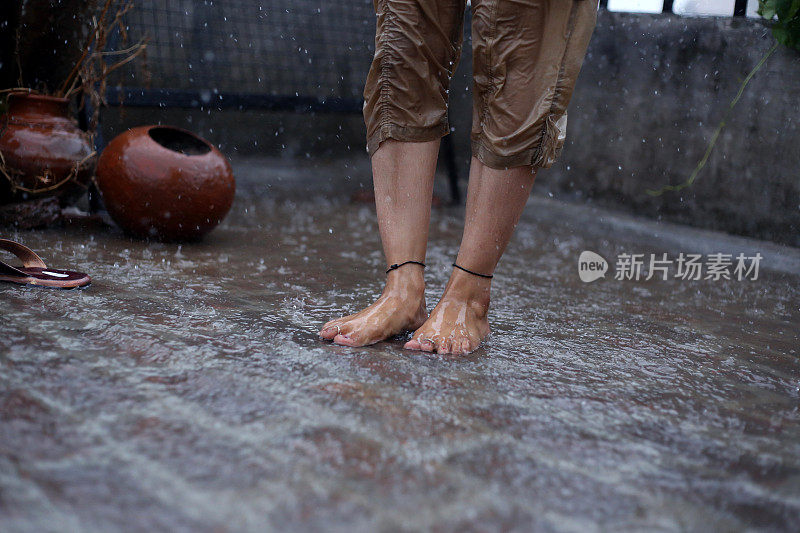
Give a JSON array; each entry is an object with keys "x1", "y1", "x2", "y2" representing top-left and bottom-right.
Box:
[
  {"x1": 788, "y1": 0, "x2": 800, "y2": 19},
  {"x1": 776, "y1": 0, "x2": 796, "y2": 19},
  {"x1": 759, "y1": 0, "x2": 800, "y2": 52},
  {"x1": 758, "y1": 0, "x2": 779, "y2": 19},
  {"x1": 773, "y1": 26, "x2": 790, "y2": 46}
]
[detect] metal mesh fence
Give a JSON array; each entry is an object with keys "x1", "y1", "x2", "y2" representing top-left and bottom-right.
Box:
[
  {"x1": 109, "y1": 0, "x2": 461, "y2": 200},
  {"x1": 114, "y1": 1, "x2": 756, "y2": 106},
  {"x1": 116, "y1": 0, "x2": 377, "y2": 104}
]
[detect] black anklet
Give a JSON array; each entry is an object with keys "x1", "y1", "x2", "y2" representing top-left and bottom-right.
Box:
[
  {"x1": 386, "y1": 260, "x2": 426, "y2": 274},
  {"x1": 452, "y1": 262, "x2": 493, "y2": 279}
]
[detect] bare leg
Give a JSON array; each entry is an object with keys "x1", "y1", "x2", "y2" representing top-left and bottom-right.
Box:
[
  {"x1": 319, "y1": 139, "x2": 439, "y2": 346},
  {"x1": 405, "y1": 156, "x2": 537, "y2": 355}
]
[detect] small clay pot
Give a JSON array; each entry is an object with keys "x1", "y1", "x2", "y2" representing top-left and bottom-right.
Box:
[
  {"x1": 0, "y1": 92, "x2": 95, "y2": 205},
  {"x1": 95, "y1": 125, "x2": 235, "y2": 241}
]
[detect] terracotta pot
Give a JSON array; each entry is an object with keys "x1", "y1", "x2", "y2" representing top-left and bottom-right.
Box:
[
  {"x1": 95, "y1": 125, "x2": 235, "y2": 241},
  {"x1": 0, "y1": 92, "x2": 95, "y2": 205}
]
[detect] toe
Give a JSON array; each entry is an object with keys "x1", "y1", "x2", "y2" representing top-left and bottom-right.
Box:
[
  {"x1": 319, "y1": 324, "x2": 341, "y2": 340},
  {"x1": 319, "y1": 317, "x2": 347, "y2": 340},
  {"x1": 419, "y1": 338, "x2": 435, "y2": 352},
  {"x1": 404, "y1": 338, "x2": 422, "y2": 351},
  {"x1": 332, "y1": 333, "x2": 358, "y2": 347},
  {"x1": 464, "y1": 337, "x2": 482, "y2": 355},
  {"x1": 457, "y1": 338, "x2": 472, "y2": 355},
  {"x1": 436, "y1": 338, "x2": 453, "y2": 355}
]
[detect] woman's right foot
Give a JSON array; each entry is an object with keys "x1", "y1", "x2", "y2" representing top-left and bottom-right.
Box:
[{"x1": 319, "y1": 268, "x2": 427, "y2": 347}]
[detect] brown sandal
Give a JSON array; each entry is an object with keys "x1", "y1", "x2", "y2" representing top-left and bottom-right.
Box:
[{"x1": 0, "y1": 239, "x2": 90, "y2": 288}]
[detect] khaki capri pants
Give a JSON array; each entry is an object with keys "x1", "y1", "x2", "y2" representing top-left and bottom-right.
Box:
[{"x1": 363, "y1": 0, "x2": 597, "y2": 169}]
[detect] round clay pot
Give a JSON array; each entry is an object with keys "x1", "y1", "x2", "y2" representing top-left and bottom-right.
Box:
[
  {"x1": 0, "y1": 92, "x2": 95, "y2": 205},
  {"x1": 95, "y1": 125, "x2": 235, "y2": 241}
]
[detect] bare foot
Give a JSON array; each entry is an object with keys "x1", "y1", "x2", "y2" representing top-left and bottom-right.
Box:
[
  {"x1": 404, "y1": 269, "x2": 491, "y2": 355},
  {"x1": 319, "y1": 268, "x2": 427, "y2": 347}
]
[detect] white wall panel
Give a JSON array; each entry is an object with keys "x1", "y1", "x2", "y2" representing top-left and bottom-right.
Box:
[
  {"x1": 607, "y1": 0, "x2": 664, "y2": 14},
  {"x1": 673, "y1": 0, "x2": 736, "y2": 16}
]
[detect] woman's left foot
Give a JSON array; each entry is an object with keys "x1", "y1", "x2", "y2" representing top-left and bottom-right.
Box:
[{"x1": 404, "y1": 270, "x2": 491, "y2": 356}]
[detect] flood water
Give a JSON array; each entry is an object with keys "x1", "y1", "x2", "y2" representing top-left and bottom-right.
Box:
[{"x1": 2, "y1": 159, "x2": 799, "y2": 531}]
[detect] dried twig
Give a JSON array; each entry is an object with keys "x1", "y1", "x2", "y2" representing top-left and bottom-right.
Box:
[
  {"x1": 58, "y1": 0, "x2": 148, "y2": 140},
  {"x1": 57, "y1": 0, "x2": 115, "y2": 98},
  {"x1": 0, "y1": 88, "x2": 40, "y2": 95},
  {"x1": 1, "y1": 0, "x2": 146, "y2": 199}
]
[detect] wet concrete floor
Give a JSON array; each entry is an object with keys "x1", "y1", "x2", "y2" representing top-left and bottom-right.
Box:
[{"x1": 1, "y1": 158, "x2": 799, "y2": 531}]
